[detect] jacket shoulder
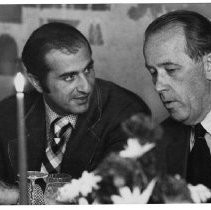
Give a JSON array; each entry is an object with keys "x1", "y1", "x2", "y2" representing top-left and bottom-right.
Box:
[
  {"x1": 96, "y1": 78, "x2": 150, "y2": 115},
  {"x1": 0, "y1": 90, "x2": 42, "y2": 118}
]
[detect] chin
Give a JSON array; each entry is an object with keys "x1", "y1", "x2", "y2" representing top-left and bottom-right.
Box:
[
  {"x1": 71, "y1": 105, "x2": 89, "y2": 114},
  {"x1": 170, "y1": 110, "x2": 185, "y2": 121},
  {"x1": 170, "y1": 112, "x2": 190, "y2": 124}
]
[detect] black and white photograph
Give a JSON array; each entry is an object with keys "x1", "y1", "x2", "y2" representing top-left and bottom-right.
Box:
[{"x1": 0, "y1": 1, "x2": 211, "y2": 206}]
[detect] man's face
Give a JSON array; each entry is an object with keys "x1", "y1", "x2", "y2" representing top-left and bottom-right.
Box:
[
  {"x1": 144, "y1": 28, "x2": 211, "y2": 125},
  {"x1": 42, "y1": 46, "x2": 95, "y2": 115}
]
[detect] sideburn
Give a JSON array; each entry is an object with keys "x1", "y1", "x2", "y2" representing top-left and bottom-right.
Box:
[{"x1": 40, "y1": 77, "x2": 50, "y2": 93}]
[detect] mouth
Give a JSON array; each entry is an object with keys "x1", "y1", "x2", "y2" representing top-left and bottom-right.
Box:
[
  {"x1": 163, "y1": 101, "x2": 177, "y2": 109},
  {"x1": 73, "y1": 95, "x2": 90, "y2": 104}
]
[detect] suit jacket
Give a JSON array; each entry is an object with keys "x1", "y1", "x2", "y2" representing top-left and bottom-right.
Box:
[
  {"x1": 0, "y1": 78, "x2": 150, "y2": 184},
  {"x1": 158, "y1": 117, "x2": 191, "y2": 178}
]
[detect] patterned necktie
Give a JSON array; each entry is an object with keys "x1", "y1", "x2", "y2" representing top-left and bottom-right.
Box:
[
  {"x1": 186, "y1": 123, "x2": 211, "y2": 188},
  {"x1": 41, "y1": 117, "x2": 72, "y2": 173}
]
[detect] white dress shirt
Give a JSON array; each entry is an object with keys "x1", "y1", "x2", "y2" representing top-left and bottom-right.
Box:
[{"x1": 44, "y1": 101, "x2": 78, "y2": 141}]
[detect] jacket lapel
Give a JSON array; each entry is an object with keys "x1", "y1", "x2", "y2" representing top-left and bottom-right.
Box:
[
  {"x1": 165, "y1": 124, "x2": 191, "y2": 178},
  {"x1": 25, "y1": 95, "x2": 46, "y2": 171},
  {"x1": 62, "y1": 83, "x2": 101, "y2": 178}
]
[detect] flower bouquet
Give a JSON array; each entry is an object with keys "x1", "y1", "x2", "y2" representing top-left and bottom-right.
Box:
[{"x1": 56, "y1": 113, "x2": 211, "y2": 204}]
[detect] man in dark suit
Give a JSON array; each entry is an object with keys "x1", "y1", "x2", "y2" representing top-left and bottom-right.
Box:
[
  {"x1": 0, "y1": 22, "x2": 150, "y2": 204},
  {"x1": 143, "y1": 10, "x2": 211, "y2": 190}
]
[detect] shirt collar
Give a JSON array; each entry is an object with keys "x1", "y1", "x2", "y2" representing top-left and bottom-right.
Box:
[
  {"x1": 44, "y1": 100, "x2": 78, "y2": 129},
  {"x1": 201, "y1": 110, "x2": 211, "y2": 135}
]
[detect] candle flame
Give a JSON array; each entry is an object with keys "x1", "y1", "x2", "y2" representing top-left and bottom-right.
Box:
[{"x1": 14, "y1": 72, "x2": 25, "y2": 92}]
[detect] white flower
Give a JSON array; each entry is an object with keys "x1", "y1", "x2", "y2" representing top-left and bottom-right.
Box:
[
  {"x1": 119, "y1": 138, "x2": 155, "y2": 158},
  {"x1": 78, "y1": 171, "x2": 102, "y2": 196},
  {"x1": 111, "y1": 178, "x2": 157, "y2": 204},
  {"x1": 78, "y1": 197, "x2": 89, "y2": 205},
  {"x1": 188, "y1": 184, "x2": 211, "y2": 203},
  {"x1": 56, "y1": 179, "x2": 81, "y2": 202},
  {"x1": 56, "y1": 171, "x2": 102, "y2": 203}
]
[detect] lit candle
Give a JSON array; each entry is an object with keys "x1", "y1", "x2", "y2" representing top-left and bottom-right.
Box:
[{"x1": 14, "y1": 73, "x2": 28, "y2": 205}]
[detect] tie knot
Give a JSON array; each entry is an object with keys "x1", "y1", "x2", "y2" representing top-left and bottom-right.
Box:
[
  {"x1": 195, "y1": 123, "x2": 206, "y2": 138},
  {"x1": 51, "y1": 117, "x2": 72, "y2": 138}
]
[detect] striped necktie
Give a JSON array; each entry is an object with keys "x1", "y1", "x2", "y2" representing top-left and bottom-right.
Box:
[{"x1": 41, "y1": 117, "x2": 72, "y2": 173}]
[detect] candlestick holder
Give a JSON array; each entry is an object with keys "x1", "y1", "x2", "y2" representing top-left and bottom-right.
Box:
[{"x1": 27, "y1": 171, "x2": 48, "y2": 205}]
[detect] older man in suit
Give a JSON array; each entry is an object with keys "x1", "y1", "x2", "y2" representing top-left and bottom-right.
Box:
[{"x1": 143, "y1": 10, "x2": 211, "y2": 190}]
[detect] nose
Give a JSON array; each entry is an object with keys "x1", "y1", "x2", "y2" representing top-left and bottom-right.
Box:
[
  {"x1": 77, "y1": 73, "x2": 91, "y2": 93},
  {"x1": 155, "y1": 72, "x2": 169, "y2": 93}
]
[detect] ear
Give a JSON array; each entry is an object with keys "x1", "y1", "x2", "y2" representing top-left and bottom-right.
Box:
[
  {"x1": 204, "y1": 53, "x2": 211, "y2": 80},
  {"x1": 26, "y1": 73, "x2": 43, "y2": 93}
]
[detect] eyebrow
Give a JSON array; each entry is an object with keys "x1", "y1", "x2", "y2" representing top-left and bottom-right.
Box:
[
  {"x1": 59, "y1": 59, "x2": 94, "y2": 78},
  {"x1": 145, "y1": 62, "x2": 181, "y2": 69},
  {"x1": 157, "y1": 62, "x2": 180, "y2": 67}
]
